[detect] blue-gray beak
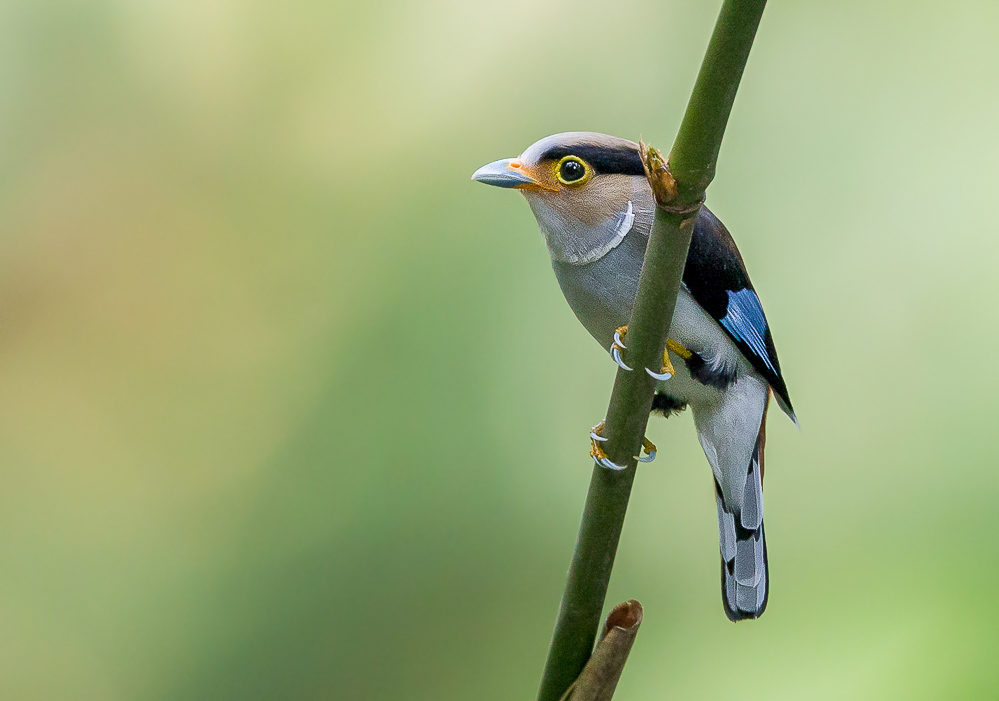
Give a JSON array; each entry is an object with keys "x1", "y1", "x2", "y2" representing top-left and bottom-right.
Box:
[{"x1": 471, "y1": 158, "x2": 538, "y2": 188}]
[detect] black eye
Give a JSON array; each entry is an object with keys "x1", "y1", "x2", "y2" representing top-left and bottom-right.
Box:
[{"x1": 558, "y1": 157, "x2": 586, "y2": 183}]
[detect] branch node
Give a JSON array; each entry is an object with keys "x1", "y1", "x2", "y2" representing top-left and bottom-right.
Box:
[
  {"x1": 638, "y1": 141, "x2": 677, "y2": 207},
  {"x1": 639, "y1": 141, "x2": 704, "y2": 216}
]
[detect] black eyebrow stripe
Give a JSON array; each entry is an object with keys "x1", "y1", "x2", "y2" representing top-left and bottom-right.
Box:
[{"x1": 540, "y1": 144, "x2": 645, "y2": 176}]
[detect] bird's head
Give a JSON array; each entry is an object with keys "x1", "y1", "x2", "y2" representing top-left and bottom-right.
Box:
[{"x1": 472, "y1": 132, "x2": 656, "y2": 265}]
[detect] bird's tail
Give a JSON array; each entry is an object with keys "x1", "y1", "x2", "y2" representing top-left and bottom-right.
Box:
[{"x1": 714, "y1": 413, "x2": 768, "y2": 621}]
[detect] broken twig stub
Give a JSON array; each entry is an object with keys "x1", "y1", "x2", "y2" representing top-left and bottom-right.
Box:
[{"x1": 562, "y1": 600, "x2": 644, "y2": 701}]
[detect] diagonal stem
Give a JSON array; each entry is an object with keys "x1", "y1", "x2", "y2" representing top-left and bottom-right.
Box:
[{"x1": 536, "y1": 2, "x2": 768, "y2": 700}]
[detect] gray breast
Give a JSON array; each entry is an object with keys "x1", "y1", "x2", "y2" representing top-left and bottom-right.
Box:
[{"x1": 550, "y1": 229, "x2": 648, "y2": 349}]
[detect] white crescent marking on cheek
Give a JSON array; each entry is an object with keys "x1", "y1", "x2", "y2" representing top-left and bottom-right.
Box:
[
  {"x1": 575, "y1": 200, "x2": 635, "y2": 264},
  {"x1": 614, "y1": 200, "x2": 635, "y2": 240}
]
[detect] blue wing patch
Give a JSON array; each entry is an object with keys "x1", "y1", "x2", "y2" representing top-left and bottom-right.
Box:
[{"x1": 719, "y1": 288, "x2": 776, "y2": 375}]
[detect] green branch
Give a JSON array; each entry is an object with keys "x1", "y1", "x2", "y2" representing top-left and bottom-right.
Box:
[{"x1": 536, "y1": 2, "x2": 768, "y2": 700}]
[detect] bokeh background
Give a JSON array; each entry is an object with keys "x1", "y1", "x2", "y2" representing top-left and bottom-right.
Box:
[{"x1": 2, "y1": 1, "x2": 998, "y2": 699}]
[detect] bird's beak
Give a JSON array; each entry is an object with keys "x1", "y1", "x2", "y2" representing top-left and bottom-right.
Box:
[{"x1": 471, "y1": 158, "x2": 539, "y2": 189}]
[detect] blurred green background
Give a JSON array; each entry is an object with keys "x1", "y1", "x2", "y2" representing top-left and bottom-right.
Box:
[{"x1": 2, "y1": 1, "x2": 998, "y2": 699}]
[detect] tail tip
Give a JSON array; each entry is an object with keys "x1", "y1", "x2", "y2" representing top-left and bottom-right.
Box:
[{"x1": 720, "y1": 535, "x2": 770, "y2": 621}]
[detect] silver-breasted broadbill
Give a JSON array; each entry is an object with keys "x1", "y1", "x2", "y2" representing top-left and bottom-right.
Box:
[{"x1": 473, "y1": 132, "x2": 796, "y2": 621}]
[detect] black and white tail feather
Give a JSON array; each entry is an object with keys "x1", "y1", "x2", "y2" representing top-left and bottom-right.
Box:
[
  {"x1": 694, "y1": 386, "x2": 771, "y2": 621},
  {"x1": 715, "y1": 418, "x2": 768, "y2": 620}
]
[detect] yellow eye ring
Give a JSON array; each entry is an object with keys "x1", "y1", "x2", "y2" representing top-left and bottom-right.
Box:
[{"x1": 554, "y1": 156, "x2": 592, "y2": 187}]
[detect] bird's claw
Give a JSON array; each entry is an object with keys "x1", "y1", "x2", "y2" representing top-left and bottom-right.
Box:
[
  {"x1": 600, "y1": 457, "x2": 626, "y2": 471},
  {"x1": 612, "y1": 327, "x2": 686, "y2": 380},
  {"x1": 612, "y1": 347, "x2": 633, "y2": 372},
  {"x1": 609, "y1": 325, "x2": 632, "y2": 371},
  {"x1": 590, "y1": 421, "x2": 656, "y2": 469},
  {"x1": 646, "y1": 342, "x2": 681, "y2": 381},
  {"x1": 636, "y1": 436, "x2": 657, "y2": 463},
  {"x1": 645, "y1": 366, "x2": 673, "y2": 381},
  {"x1": 589, "y1": 421, "x2": 626, "y2": 471}
]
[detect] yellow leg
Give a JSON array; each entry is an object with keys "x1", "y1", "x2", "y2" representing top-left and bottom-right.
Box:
[
  {"x1": 656, "y1": 353, "x2": 677, "y2": 380},
  {"x1": 666, "y1": 338, "x2": 692, "y2": 360},
  {"x1": 646, "y1": 338, "x2": 686, "y2": 381}
]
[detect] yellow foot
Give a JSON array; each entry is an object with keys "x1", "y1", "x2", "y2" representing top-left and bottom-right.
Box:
[
  {"x1": 589, "y1": 421, "x2": 623, "y2": 470},
  {"x1": 646, "y1": 338, "x2": 692, "y2": 381},
  {"x1": 638, "y1": 436, "x2": 657, "y2": 463},
  {"x1": 589, "y1": 420, "x2": 657, "y2": 470},
  {"x1": 612, "y1": 327, "x2": 692, "y2": 382}
]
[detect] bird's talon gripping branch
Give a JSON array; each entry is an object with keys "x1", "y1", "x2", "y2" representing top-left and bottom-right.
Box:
[
  {"x1": 613, "y1": 328, "x2": 627, "y2": 350},
  {"x1": 637, "y1": 436, "x2": 657, "y2": 463},
  {"x1": 612, "y1": 348, "x2": 632, "y2": 372},
  {"x1": 609, "y1": 325, "x2": 633, "y2": 371},
  {"x1": 646, "y1": 338, "x2": 692, "y2": 381},
  {"x1": 591, "y1": 421, "x2": 657, "y2": 469},
  {"x1": 645, "y1": 365, "x2": 673, "y2": 381},
  {"x1": 589, "y1": 421, "x2": 625, "y2": 471},
  {"x1": 589, "y1": 428, "x2": 608, "y2": 443}
]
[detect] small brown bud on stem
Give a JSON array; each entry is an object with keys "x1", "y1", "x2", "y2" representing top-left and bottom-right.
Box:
[{"x1": 639, "y1": 141, "x2": 678, "y2": 208}]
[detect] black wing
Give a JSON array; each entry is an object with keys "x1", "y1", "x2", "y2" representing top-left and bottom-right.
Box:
[{"x1": 682, "y1": 207, "x2": 794, "y2": 417}]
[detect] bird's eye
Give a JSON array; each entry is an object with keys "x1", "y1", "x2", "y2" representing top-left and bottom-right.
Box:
[{"x1": 556, "y1": 156, "x2": 589, "y2": 185}]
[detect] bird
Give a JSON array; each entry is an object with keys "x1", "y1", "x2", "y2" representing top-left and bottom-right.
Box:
[{"x1": 471, "y1": 131, "x2": 795, "y2": 621}]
